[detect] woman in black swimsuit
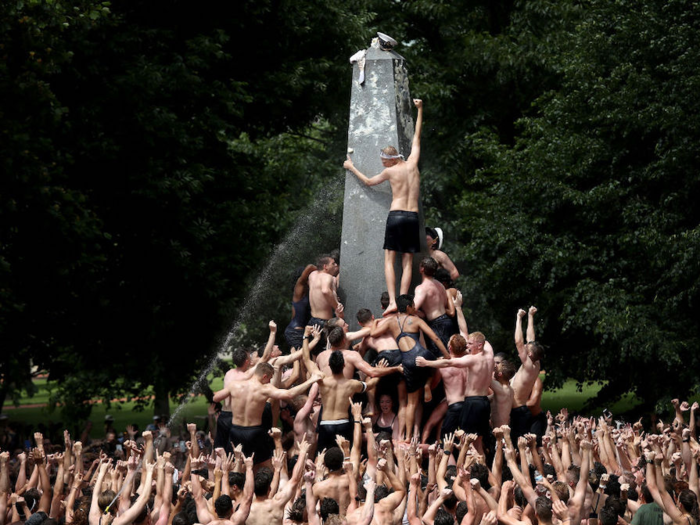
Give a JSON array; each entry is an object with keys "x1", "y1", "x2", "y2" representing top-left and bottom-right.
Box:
[
  {"x1": 372, "y1": 394, "x2": 399, "y2": 440},
  {"x1": 371, "y1": 294, "x2": 448, "y2": 442}
]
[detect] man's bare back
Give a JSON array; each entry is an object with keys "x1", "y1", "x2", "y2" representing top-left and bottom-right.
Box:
[
  {"x1": 414, "y1": 276, "x2": 452, "y2": 321},
  {"x1": 490, "y1": 379, "x2": 514, "y2": 427},
  {"x1": 439, "y1": 366, "x2": 468, "y2": 405}
]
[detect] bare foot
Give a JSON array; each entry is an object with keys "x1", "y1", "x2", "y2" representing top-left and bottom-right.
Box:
[
  {"x1": 383, "y1": 302, "x2": 398, "y2": 316},
  {"x1": 424, "y1": 383, "x2": 433, "y2": 403}
]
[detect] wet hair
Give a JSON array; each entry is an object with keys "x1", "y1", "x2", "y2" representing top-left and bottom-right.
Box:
[
  {"x1": 172, "y1": 512, "x2": 191, "y2": 525},
  {"x1": 232, "y1": 348, "x2": 249, "y2": 368},
  {"x1": 528, "y1": 341, "x2": 545, "y2": 362},
  {"x1": 514, "y1": 486, "x2": 527, "y2": 507},
  {"x1": 375, "y1": 485, "x2": 392, "y2": 502},
  {"x1": 286, "y1": 497, "x2": 306, "y2": 522},
  {"x1": 449, "y1": 334, "x2": 467, "y2": 355},
  {"x1": 97, "y1": 490, "x2": 117, "y2": 514},
  {"x1": 329, "y1": 249, "x2": 340, "y2": 265},
  {"x1": 255, "y1": 362, "x2": 274, "y2": 378},
  {"x1": 397, "y1": 294, "x2": 414, "y2": 313},
  {"x1": 229, "y1": 472, "x2": 245, "y2": 491},
  {"x1": 470, "y1": 463, "x2": 490, "y2": 490},
  {"x1": 435, "y1": 268, "x2": 452, "y2": 288},
  {"x1": 456, "y1": 501, "x2": 469, "y2": 524},
  {"x1": 640, "y1": 483, "x2": 653, "y2": 503},
  {"x1": 553, "y1": 481, "x2": 570, "y2": 503},
  {"x1": 535, "y1": 497, "x2": 552, "y2": 520},
  {"x1": 381, "y1": 146, "x2": 398, "y2": 156},
  {"x1": 679, "y1": 490, "x2": 699, "y2": 523},
  {"x1": 435, "y1": 508, "x2": 455, "y2": 525},
  {"x1": 324, "y1": 447, "x2": 344, "y2": 471},
  {"x1": 356, "y1": 308, "x2": 373, "y2": 325},
  {"x1": 420, "y1": 257, "x2": 438, "y2": 277},
  {"x1": 320, "y1": 498, "x2": 339, "y2": 520},
  {"x1": 542, "y1": 463, "x2": 556, "y2": 480},
  {"x1": 253, "y1": 468, "x2": 273, "y2": 496},
  {"x1": 325, "y1": 516, "x2": 345, "y2": 525},
  {"x1": 328, "y1": 327, "x2": 345, "y2": 347},
  {"x1": 329, "y1": 350, "x2": 345, "y2": 374},
  {"x1": 469, "y1": 332, "x2": 486, "y2": 344},
  {"x1": 317, "y1": 254, "x2": 334, "y2": 268},
  {"x1": 380, "y1": 292, "x2": 390, "y2": 309},
  {"x1": 214, "y1": 495, "x2": 233, "y2": 518},
  {"x1": 499, "y1": 360, "x2": 517, "y2": 381},
  {"x1": 604, "y1": 495, "x2": 624, "y2": 517},
  {"x1": 600, "y1": 505, "x2": 619, "y2": 525}
]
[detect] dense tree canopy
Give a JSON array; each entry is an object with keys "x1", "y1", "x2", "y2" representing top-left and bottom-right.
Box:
[{"x1": 2, "y1": 0, "x2": 699, "y2": 420}]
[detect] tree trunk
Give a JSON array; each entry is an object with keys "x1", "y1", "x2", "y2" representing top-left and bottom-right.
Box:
[{"x1": 153, "y1": 376, "x2": 170, "y2": 420}]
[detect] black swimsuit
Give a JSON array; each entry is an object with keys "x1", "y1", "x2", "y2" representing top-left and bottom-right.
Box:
[{"x1": 396, "y1": 316, "x2": 435, "y2": 393}]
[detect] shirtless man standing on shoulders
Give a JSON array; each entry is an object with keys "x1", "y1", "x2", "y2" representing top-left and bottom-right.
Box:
[
  {"x1": 509, "y1": 306, "x2": 544, "y2": 443},
  {"x1": 344, "y1": 99, "x2": 424, "y2": 315},
  {"x1": 490, "y1": 359, "x2": 516, "y2": 428}
]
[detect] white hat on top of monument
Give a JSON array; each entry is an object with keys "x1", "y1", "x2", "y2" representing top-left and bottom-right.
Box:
[{"x1": 377, "y1": 32, "x2": 398, "y2": 50}]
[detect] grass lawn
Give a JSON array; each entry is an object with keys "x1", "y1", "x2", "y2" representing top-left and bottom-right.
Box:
[{"x1": 1, "y1": 373, "x2": 672, "y2": 435}]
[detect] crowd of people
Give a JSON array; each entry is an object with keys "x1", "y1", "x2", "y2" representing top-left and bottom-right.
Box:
[{"x1": 2, "y1": 100, "x2": 699, "y2": 525}]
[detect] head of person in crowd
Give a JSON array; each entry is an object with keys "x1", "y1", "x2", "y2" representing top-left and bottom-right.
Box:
[
  {"x1": 526, "y1": 340, "x2": 545, "y2": 363},
  {"x1": 380, "y1": 291, "x2": 390, "y2": 310},
  {"x1": 374, "y1": 484, "x2": 392, "y2": 503},
  {"x1": 286, "y1": 497, "x2": 307, "y2": 523},
  {"x1": 328, "y1": 327, "x2": 346, "y2": 350},
  {"x1": 497, "y1": 360, "x2": 517, "y2": 382},
  {"x1": 396, "y1": 294, "x2": 415, "y2": 314},
  {"x1": 535, "y1": 496, "x2": 553, "y2": 523},
  {"x1": 599, "y1": 505, "x2": 618, "y2": 525},
  {"x1": 327, "y1": 317, "x2": 348, "y2": 333},
  {"x1": 254, "y1": 362, "x2": 275, "y2": 384},
  {"x1": 329, "y1": 350, "x2": 345, "y2": 375},
  {"x1": 229, "y1": 472, "x2": 245, "y2": 499},
  {"x1": 419, "y1": 256, "x2": 438, "y2": 278},
  {"x1": 320, "y1": 498, "x2": 340, "y2": 521},
  {"x1": 214, "y1": 495, "x2": 233, "y2": 519},
  {"x1": 356, "y1": 308, "x2": 373, "y2": 326},
  {"x1": 435, "y1": 268, "x2": 453, "y2": 289},
  {"x1": 317, "y1": 254, "x2": 339, "y2": 276},
  {"x1": 448, "y1": 334, "x2": 467, "y2": 357},
  {"x1": 435, "y1": 508, "x2": 455, "y2": 525},
  {"x1": 324, "y1": 447, "x2": 344, "y2": 472},
  {"x1": 231, "y1": 347, "x2": 250, "y2": 370},
  {"x1": 466, "y1": 332, "x2": 486, "y2": 353},
  {"x1": 253, "y1": 467, "x2": 274, "y2": 497}
]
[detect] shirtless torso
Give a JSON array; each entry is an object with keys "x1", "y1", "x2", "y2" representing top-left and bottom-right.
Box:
[
  {"x1": 414, "y1": 275, "x2": 455, "y2": 321},
  {"x1": 490, "y1": 378, "x2": 515, "y2": 427},
  {"x1": 308, "y1": 261, "x2": 340, "y2": 320}
]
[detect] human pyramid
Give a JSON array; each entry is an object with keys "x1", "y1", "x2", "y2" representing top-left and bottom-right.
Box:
[{"x1": 1, "y1": 101, "x2": 699, "y2": 525}]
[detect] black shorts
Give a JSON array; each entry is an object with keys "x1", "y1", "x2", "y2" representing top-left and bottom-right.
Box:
[
  {"x1": 459, "y1": 396, "x2": 491, "y2": 437},
  {"x1": 307, "y1": 316, "x2": 330, "y2": 353},
  {"x1": 284, "y1": 324, "x2": 304, "y2": 351},
  {"x1": 229, "y1": 423, "x2": 272, "y2": 465},
  {"x1": 383, "y1": 210, "x2": 420, "y2": 253},
  {"x1": 214, "y1": 411, "x2": 233, "y2": 454},
  {"x1": 441, "y1": 401, "x2": 464, "y2": 440},
  {"x1": 510, "y1": 405, "x2": 533, "y2": 442},
  {"x1": 401, "y1": 343, "x2": 435, "y2": 393},
  {"x1": 530, "y1": 411, "x2": 547, "y2": 445},
  {"x1": 317, "y1": 420, "x2": 354, "y2": 453},
  {"x1": 426, "y1": 314, "x2": 457, "y2": 357}
]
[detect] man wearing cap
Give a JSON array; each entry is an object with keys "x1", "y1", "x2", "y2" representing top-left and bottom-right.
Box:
[
  {"x1": 426, "y1": 227, "x2": 459, "y2": 281},
  {"x1": 343, "y1": 99, "x2": 424, "y2": 315}
]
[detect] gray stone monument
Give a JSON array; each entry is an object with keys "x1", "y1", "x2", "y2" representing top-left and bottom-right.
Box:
[{"x1": 338, "y1": 34, "x2": 429, "y2": 331}]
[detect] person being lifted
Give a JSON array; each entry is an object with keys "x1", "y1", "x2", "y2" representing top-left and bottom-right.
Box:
[{"x1": 344, "y1": 99, "x2": 424, "y2": 315}]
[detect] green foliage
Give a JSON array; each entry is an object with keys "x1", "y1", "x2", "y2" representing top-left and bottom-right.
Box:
[{"x1": 449, "y1": 0, "x2": 700, "y2": 408}]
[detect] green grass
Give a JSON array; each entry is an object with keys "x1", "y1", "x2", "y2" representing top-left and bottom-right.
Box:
[{"x1": 1, "y1": 374, "x2": 645, "y2": 433}]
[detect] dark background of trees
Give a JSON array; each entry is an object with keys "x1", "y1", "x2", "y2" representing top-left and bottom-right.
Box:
[{"x1": 2, "y1": 0, "x2": 699, "y2": 422}]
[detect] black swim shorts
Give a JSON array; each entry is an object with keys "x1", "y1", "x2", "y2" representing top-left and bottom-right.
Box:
[{"x1": 383, "y1": 210, "x2": 420, "y2": 253}]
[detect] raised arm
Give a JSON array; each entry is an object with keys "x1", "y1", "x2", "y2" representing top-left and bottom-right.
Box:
[
  {"x1": 264, "y1": 373, "x2": 322, "y2": 402},
  {"x1": 453, "y1": 292, "x2": 469, "y2": 338},
  {"x1": 407, "y1": 99, "x2": 423, "y2": 163},
  {"x1": 514, "y1": 310, "x2": 527, "y2": 362},
  {"x1": 526, "y1": 307, "x2": 537, "y2": 343},
  {"x1": 230, "y1": 455, "x2": 255, "y2": 525},
  {"x1": 258, "y1": 321, "x2": 278, "y2": 364}
]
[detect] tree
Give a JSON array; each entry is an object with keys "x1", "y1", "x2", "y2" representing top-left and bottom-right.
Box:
[{"x1": 450, "y1": 0, "x2": 700, "y2": 409}]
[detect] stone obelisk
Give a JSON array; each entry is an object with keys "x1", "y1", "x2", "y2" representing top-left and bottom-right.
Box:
[{"x1": 338, "y1": 34, "x2": 429, "y2": 331}]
